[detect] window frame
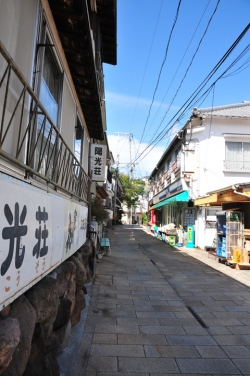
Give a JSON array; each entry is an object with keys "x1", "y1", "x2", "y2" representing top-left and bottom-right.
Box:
[
  {"x1": 74, "y1": 114, "x2": 84, "y2": 164},
  {"x1": 225, "y1": 140, "x2": 250, "y2": 172}
]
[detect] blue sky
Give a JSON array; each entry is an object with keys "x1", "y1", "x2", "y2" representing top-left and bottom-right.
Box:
[{"x1": 104, "y1": 0, "x2": 250, "y2": 177}]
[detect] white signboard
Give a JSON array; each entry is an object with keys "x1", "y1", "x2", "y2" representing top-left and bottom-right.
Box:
[
  {"x1": 90, "y1": 144, "x2": 107, "y2": 181},
  {"x1": 0, "y1": 173, "x2": 88, "y2": 309}
]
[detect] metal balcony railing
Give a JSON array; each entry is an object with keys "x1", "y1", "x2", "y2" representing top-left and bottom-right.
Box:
[
  {"x1": 0, "y1": 42, "x2": 91, "y2": 203},
  {"x1": 172, "y1": 157, "x2": 181, "y2": 173}
]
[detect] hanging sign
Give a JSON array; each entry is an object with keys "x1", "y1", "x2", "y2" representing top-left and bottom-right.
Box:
[{"x1": 90, "y1": 144, "x2": 107, "y2": 181}]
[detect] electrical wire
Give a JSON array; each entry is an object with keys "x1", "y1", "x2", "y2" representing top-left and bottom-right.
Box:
[
  {"x1": 132, "y1": 24, "x2": 250, "y2": 164},
  {"x1": 221, "y1": 57, "x2": 250, "y2": 78},
  {"x1": 146, "y1": 0, "x2": 221, "y2": 147},
  {"x1": 149, "y1": 26, "x2": 250, "y2": 147},
  {"x1": 142, "y1": 0, "x2": 182, "y2": 138},
  {"x1": 129, "y1": 0, "x2": 163, "y2": 133},
  {"x1": 142, "y1": 0, "x2": 212, "y2": 144},
  {"x1": 203, "y1": 83, "x2": 215, "y2": 167}
]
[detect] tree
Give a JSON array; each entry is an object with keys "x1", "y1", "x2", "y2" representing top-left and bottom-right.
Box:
[
  {"x1": 91, "y1": 197, "x2": 110, "y2": 224},
  {"x1": 119, "y1": 173, "x2": 145, "y2": 209}
]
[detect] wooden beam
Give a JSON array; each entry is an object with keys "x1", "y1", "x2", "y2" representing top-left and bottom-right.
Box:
[
  {"x1": 49, "y1": 7, "x2": 84, "y2": 21},
  {"x1": 194, "y1": 194, "x2": 218, "y2": 206}
]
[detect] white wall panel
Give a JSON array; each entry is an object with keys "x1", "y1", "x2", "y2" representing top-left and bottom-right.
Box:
[{"x1": 0, "y1": 173, "x2": 88, "y2": 310}]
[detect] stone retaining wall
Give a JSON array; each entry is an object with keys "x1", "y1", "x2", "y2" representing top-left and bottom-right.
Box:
[{"x1": 0, "y1": 239, "x2": 94, "y2": 376}]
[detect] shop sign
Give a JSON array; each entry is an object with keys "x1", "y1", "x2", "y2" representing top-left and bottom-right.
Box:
[
  {"x1": 90, "y1": 144, "x2": 107, "y2": 181},
  {"x1": 153, "y1": 179, "x2": 183, "y2": 204},
  {"x1": 0, "y1": 174, "x2": 87, "y2": 310}
]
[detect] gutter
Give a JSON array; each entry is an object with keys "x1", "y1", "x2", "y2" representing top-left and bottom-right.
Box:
[{"x1": 232, "y1": 185, "x2": 250, "y2": 200}]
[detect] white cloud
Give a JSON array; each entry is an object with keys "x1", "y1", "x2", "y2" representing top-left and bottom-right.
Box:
[
  {"x1": 107, "y1": 134, "x2": 167, "y2": 178},
  {"x1": 105, "y1": 90, "x2": 180, "y2": 111}
]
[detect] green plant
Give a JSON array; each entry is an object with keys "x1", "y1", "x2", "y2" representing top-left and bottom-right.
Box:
[
  {"x1": 142, "y1": 213, "x2": 148, "y2": 225},
  {"x1": 91, "y1": 197, "x2": 110, "y2": 224}
]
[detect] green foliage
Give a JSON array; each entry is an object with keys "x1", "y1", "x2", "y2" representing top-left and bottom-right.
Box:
[
  {"x1": 142, "y1": 213, "x2": 148, "y2": 225},
  {"x1": 91, "y1": 197, "x2": 110, "y2": 224},
  {"x1": 119, "y1": 173, "x2": 145, "y2": 209}
]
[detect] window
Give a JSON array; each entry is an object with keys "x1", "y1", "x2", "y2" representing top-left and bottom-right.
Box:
[
  {"x1": 74, "y1": 117, "x2": 84, "y2": 162},
  {"x1": 225, "y1": 141, "x2": 250, "y2": 171},
  {"x1": 33, "y1": 13, "x2": 63, "y2": 179},
  {"x1": 39, "y1": 40, "x2": 62, "y2": 126},
  {"x1": 73, "y1": 116, "x2": 84, "y2": 178}
]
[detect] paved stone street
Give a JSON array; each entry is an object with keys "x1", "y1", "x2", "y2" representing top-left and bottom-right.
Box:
[{"x1": 68, "y1": 225, "x2": 250, "y2": 375}]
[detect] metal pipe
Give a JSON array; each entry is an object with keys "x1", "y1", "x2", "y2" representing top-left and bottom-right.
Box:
[{"x1": 232, "y1": 186, "x2": 250, "y2": 199}]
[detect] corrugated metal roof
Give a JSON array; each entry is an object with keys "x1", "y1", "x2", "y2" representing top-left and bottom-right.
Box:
[{"x1": 194, "y1": 101, "x2": 250, "y2": 118}]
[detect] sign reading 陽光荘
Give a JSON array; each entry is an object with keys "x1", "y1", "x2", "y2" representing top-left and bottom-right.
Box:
[{"x1": 90, "y1": 144, "x2": 107, "y2": 181}]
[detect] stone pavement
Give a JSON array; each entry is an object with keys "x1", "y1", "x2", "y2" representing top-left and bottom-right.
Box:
[{"x1": 67, "y1": 225, "x2": 250, "y2": 375}]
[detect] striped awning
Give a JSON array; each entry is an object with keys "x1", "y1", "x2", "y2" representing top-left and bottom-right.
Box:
[{"x1": 153, "y1": 190, "x2": 189, "y2": 209}]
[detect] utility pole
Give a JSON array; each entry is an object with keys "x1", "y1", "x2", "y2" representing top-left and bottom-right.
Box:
[
  {"x1": 114, "y1": 132, "x2": 133, "y2": 225},
  {"x1": 113, "y1": 155, "x2": 119, "y2": 226}
]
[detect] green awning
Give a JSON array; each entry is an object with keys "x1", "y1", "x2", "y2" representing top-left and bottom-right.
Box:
[{"x1": 153, "y1": 190, "x2": 189, "y2": 209}]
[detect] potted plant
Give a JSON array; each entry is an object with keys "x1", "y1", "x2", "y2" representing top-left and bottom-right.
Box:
[{"x1": 97, "y1": 249, "x2": 105, "y2": 259}]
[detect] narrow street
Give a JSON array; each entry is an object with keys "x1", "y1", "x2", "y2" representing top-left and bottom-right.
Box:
[{"x1": 66, "y1": 225, "x2": 250, "y2": 375}]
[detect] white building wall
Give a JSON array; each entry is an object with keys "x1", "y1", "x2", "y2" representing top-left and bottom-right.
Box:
[
  {"x1": 0, "y1": 0, "x2": 95, "y2": 308},
  {"x1": 0, "y1": 0, "x2": 38, "y2": 84},
  {"x1": 189, "y1": 117, "x2": 250, "y2": 199},
  {"x1": 61, "y1": 76, "x2": 77, "y2": 151}
]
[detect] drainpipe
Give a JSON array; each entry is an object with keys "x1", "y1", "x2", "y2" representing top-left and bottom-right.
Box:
[{"x1": 232, "y1": 186, "x2": 250, "y2": 199}]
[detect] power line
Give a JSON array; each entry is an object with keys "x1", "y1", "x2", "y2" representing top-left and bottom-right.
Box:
[
  {"x1": 129, "y1": 0, "x2": 163, "y2": 133},
  {"x1": 221, "y1": 56, "x2": 250, "y2": 78},
  {"x1": 149, "y1": 25, "x2": 250, "y2": 147},
  {"x1": 142, "y1": 0, "x2": 183, "y2": 139},
  {"x1": 142, "y1": 0, "x2": 212, "y2": 143},
  {"x1": 132, "y1": 23, "x2": 250, "y2": 164},
  {"x1": 146, "y1": 0, "x2": 221, "y2": 147}
]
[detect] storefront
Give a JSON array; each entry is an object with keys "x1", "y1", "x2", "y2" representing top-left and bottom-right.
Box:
[
  {"x1": 194, "y1": 183, "x2": 250, "y2": 258},
  {"x1": 150, "y1": 190, "x2": 189, "y2": 227}
]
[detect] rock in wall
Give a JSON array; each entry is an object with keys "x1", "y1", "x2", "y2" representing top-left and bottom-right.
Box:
[{"x1": 0, "y1": 240, "x2": 94, "y2": 376}]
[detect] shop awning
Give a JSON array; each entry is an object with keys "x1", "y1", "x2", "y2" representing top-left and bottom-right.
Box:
[
  {"x1": 194, "y1": 190, "x2": 250, "y2": 206},
  {"x1": 153, "y1": 190, "x2": 189, "y2": 209}
]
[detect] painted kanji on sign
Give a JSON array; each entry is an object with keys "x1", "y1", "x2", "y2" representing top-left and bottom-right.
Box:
[
  {"x1": 0, "y1": 174, "x2": 88, "y2": 311},
  {"x1": 90, "y1": 144, "x2": 107, "y2": 181}
]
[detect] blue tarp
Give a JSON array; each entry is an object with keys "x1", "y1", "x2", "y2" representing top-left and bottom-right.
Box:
[{"x1": 153, "y1": 190, "x2": 189, "y2": 209}]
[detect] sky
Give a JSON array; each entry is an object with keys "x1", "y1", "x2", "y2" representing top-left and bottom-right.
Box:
[{"x1": 103, "y1": 0, "x2": 250, "y2": 178}]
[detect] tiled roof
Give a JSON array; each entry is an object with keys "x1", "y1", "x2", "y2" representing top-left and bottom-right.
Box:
[{"x1": 193, "y1": 101, "x2": 250, "y2": 118}]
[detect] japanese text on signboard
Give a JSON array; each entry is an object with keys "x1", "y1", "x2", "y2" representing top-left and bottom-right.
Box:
[{"x1": 90, "y1": 144, "x2": 107, "y2": 181}]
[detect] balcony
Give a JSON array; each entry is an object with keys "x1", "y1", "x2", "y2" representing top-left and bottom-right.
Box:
[
  {"x1": 0, "y1": 42, "x2": 91, "y2": 203},
  {"x1": 172, "y1": 158, "x2": 181, "y2": 175},
  {"x1": 164, "y1": 170, "x2": 169, "y2": 179},
  {"x1": 166, "y1": 171, "x2": 171, "y2": 184}
]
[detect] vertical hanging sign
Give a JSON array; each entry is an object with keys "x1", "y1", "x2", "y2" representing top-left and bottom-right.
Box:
[{"x1": 90, "y1": 144, "x2": 107, "y2": 181}]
